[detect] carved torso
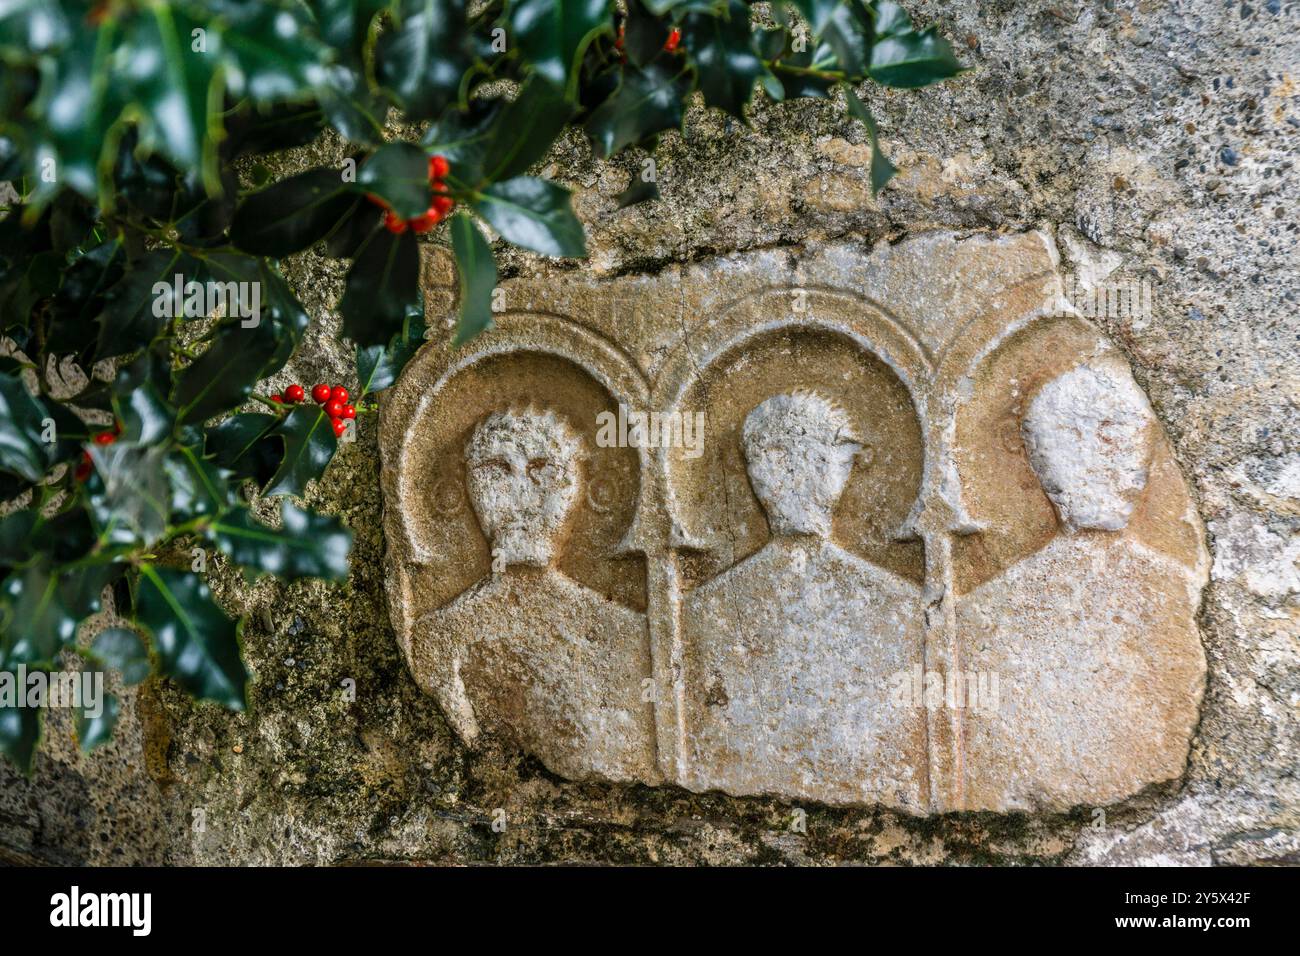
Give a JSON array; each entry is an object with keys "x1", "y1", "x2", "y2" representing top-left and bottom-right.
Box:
[
  {"x1": 419, "y1": 567, "x2": 658, "y2": 785},
  {"x1": 682, "y1": 536, "x2": 926, "y2": 808}
]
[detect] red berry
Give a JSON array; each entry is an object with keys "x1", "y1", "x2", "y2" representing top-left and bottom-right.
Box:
[
  {"x1": 325, "y1": 399, "x2": 344, "y2": 418},
  {"x1": 285, "y1": 384, "x2": 305, "y2": 403},
  {"x1": 311, "y1": 383, "x2": 332, "y2": 404},
  {"x1": 93, "y1": 431, "x2": 116, "y2": 446},
  {"x1": 432, "y1": 195, "x2": 454, "y2": 215},
  {"x1": 428, "y1": 155, "x2": 450, "y2": 180},
  {"x1": 74, "y1": 452, "x2": 92, "y2": 481},
  {"x1": 331, "y1": 417, "x2": 347, "y2": 438},
  {"x1": 331, "y1": 386, "x2": 349, "y2": 404},
  {"x1": 271, "y1": 393, "x2": 284, "y2": 404},
  {"x1": 341, "y1": 404, "x2": 357, "y2": 420},
  {"x1": 664, "y1": 28, "x2": 681, "y2": 52},
  {"x1": 410, "y1": 210, "x2": 442, "y2": 234},
  {"x1": 384, "y1": 211, "x2": 408, "y2": 234}
]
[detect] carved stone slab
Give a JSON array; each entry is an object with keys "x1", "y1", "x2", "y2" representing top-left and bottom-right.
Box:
[{"x1": 378, "y1": 231, "x2": 1208, "y2": 814}]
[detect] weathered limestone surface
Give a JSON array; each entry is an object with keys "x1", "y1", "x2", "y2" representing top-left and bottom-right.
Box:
[{"x1": 3, "y1": 0, "x2": 1296, "y2": 864}]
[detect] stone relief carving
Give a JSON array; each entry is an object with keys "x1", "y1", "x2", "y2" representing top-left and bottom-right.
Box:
[
  {"x1": 379, "y1": 231, "x2": 1209, "y2": 814},
  {"x1": 680, "y1": 391, "x2": 926, "y2": 808},
  {"x1": 956, "y1": 358, "x2": 1207, "y2": 811},
  {"x1": 416, "y1": 407, "x2": 657, "y2": 785}
]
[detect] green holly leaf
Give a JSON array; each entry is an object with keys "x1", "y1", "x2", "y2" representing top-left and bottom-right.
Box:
[
  {"x1": 64, "y1": 561, "x2": 121, "y2": 621},
  {"x1": 29, "y1": 24, "x2": 123, "y2": 201},
  {"x1": 0, "y1": 563, "x2": 76, "y2": 666},
  {"x1": 476, "y1": 78, "x2": 574, "y2": 185},
  {"x1": 90, "y1": 626, "x2": 152, "y2": 686},
  {"x1": 166, "y1": 258, "x2": 309, "y2": 417},
  {"x1": 121, "y1": 4, "x2": 225, "y2": 190},
  {"x1": 822, "y1": 0, "x2": 872, "y2": 77},
  {"x1": 357, "y1": 142, "x2": 432, "y2": 219},
  {"x1": 263, "y1": 405, "x2": 336, "y2": 498},
  {"x1": 357, "y1": 302, "x2": 428, "y2": 395},
  {"x1": 192, "y1": 249, "x2": 261, "y2": 311},
  {"x1": 754, "y1": 23, "x2": 787, "y2": 61},
  {"x1": 584, "y1": 64, "x2": 687, "y2": 158},
  {"x1": 308, "y1": 0, "x2": 388, "y2": 63},
  {"x1": 450, "y1": 212, "x2": 497, "y2": 347},
  {"x1": 615, "y1": 175, "x2": 661, "y2": 208},
  {"x1": 682, "y1": 0, "x2": 764, "y2": 118},
  {"x1": 230, "y1": 167, "x2": 356, "y2": 257},
  {"x1": 87, "y1": 443, "x2": 172, "y2": 548},
  {"x1": 135, "y1": 565, "x2": 247, "y2": 710},
  {"x1": 0, "y1": 704, "x2": 41, "y2": 774},
  {"x1": 623, "y1": 0, "x2": 671, "y2": 68},
  {"x1": 0, "y1": 509, "x2": 35, "y2": 568},
  {"x1": 844, "y1": 85, "x2": 896, "y2": 195},
  {"x1": 29, "y1": 505, "x2": 96, "y2": 564},
  {"x1": 75, "y1": 691, "x2": 119, "y2": 753},
  {"x1": 208, "y1": 501, "x2": 352, "y2": 581},
  {"x1": 113, "y1": 131, "x2": 187, "y2": 221},
  {"x1": 419, "y1": 99, "x2": 504, "y2": 183},
  {"x1": 257, "y1": 261, "x2": 312, "y2": 372},
  {"x1": 172, "y1": 317, "x2": 282, "y2": 425},
  {"x1": 47, "y1": 239, "x2": 124, "y2": 357},
  {"x1": 474, "y1": 176, "x2": 586, "y2": 258},
  {"x1": 781, "y1": 0, "x2": 834, "y2": 36},
  {"x1": 868, "y1": 25, "x2": 962, "y2": 88},
  {"x1": 376, "y1": 0, "x2": 477, "y2": 121},
  {"x1": 218, "y1": 1, "x2": 330, "y2": 104},
  {"x1": 205, "y1": 412, "x2": 282, "y2": 486},
  {"x1": 317, "y1": 64, "x2": 388, "y2": 146},
  {"x1": 0, "y1": 366, "x2": 52, "y2": 482},
  {"x1": 641, "y1": 0, "x2": 724, "y2": 13},
  {"x1": 339, "y1": 226, "x2": 421, "y2": 347},
  {"x1": 222, "y1": 101, "x2": 325, "y2": 158},
  {"x1": 112, "y1": 351, "x2": 176, "y2": 446},
  {"x1": 0, "y1": 0, "x2": 70, "y2": 56},
  {"x1": 322, "y1": 194, "x2": 382, "y2": 259},
  {"x1": 508, "y1": 0, "x2": 614, "y2": 94},
  {"x1": 0, "y1": 556, "x2": 111, "y2": 673},
  {"x1": 96, "y1": 248, "x2": 198, "y2": 360},
  {"x1": 164, "y1": 443, "x2": 230, "y2": 519},
  {"x1": 869, "y1": 0, "x2": 912, "y2": 38}
]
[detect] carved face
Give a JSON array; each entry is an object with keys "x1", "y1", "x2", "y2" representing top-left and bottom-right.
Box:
[
  {"x1": 741, "y1": 392, "x2": 862, "y2": 538},
  {"x1": 464, "y1": 409, "x2": 582, "y2": 567},
  {"x1": 1021, "y1": 362, "x2": 1154, "y2": 531}
]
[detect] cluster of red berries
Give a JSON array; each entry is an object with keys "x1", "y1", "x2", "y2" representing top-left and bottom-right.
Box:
[
  {"x1": 74, "y1": 422, "x2": 122, "y2": 480},
  {"x1": 370, "y1": 155, "x2": 455, "y2": 235},
  {"x1": 614, "y1": 25, "x2": 682, "y2": 55},
  {"x1": 271, "y1": 383, "x2": 356, "y2": 437}
]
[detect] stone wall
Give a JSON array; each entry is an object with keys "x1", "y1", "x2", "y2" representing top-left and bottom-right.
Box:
[{"x1": 2, "y1": 0, "x2": 1296, "y2": 865}]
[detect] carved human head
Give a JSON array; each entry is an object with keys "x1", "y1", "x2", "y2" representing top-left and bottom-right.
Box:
[
  {"x1": 741, "y1": 391, "x2": 862, "y2": 538},
  {"x1": 1021, "y1": 361, "x2": 1155, "y2": 532},
  {"x1": 464, "y1": 406, "x2": 583, "y2": 567}
]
